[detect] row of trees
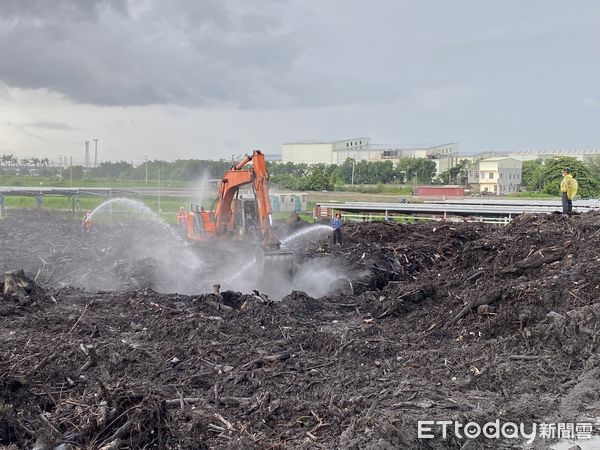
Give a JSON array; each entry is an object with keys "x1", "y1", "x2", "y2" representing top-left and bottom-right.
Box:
[
  {"x1": 268, "y1": 158, "x2": 438, "y2": 190},
  {"x1": 1, "y1": 154, "x2": 51, "y2": 171},
  {"x1": 89, "y1": 159, "x2": 234, "y2": 180},
  {"x1": 4, "y1": 152, "x2": 600, "y2": 196},
  {"x1": 78, "y1": 157, "x2": 439, "y2": 191}
]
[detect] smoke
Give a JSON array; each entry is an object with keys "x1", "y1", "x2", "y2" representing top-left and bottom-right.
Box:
[
  {"x1": 191, "y1": 169, "x2": 215, "y2": 209},
  {"x1": 71, "y1": 219, "x2": 205, "y2": 294},
  {"x1": 47, "y1": 200, "x2": 345, "y2": 300},
  {"x1": 74, "y1": 218, "x2": 297, "y2": 300},
  {"x1": 292, "y1": 256, "x2": 349, "y2": 298},
  {"x1": 65, "y1": 199, "x2": 205, "y2": 294},
  {"x1": 191, "y1": 240, "x2": 296, "y2": 300}
]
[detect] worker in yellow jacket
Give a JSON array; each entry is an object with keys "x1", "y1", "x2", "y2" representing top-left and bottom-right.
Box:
[{"x1": 560, "y1": 168, "x2": 578, "y2": 214}]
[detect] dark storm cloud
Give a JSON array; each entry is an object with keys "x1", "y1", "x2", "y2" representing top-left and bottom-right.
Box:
[
  {"x1": 0, "y1": 0, "x2": 598, "y2": 116},
  {"x1": 0, "y1": 0, "x2": 368, "y2": 108},
  {"x1": 0, "y1": 0, "x2": 126, "y2": 23}
]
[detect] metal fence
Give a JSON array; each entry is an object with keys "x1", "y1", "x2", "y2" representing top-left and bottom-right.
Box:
[{"x1": 335, "y1": 212, "x2": 512, "y2": 226}]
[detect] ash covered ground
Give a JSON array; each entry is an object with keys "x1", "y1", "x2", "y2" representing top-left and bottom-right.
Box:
[{"x1": 1, "y1": 210, "x2": 600, "y2": 449}]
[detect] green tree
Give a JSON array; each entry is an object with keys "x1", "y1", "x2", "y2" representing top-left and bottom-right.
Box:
[
  {"x1": 434, "y1": 159, "x2": 469, "y2": 185},
  {"x1": 306, "y1": 164, "x2": 335, "y2": 191},
  {"x1": 332, "y1": 159, "x2": 354, "y2": 184},
  {"x1": 541, "y1": 157, "x2": 600, "y2": 198},
  {"x1": 397, "y1": 157, "x2": 436, "y2": 184},
  {"x1": 268, "y1": 161, "x2": 309, "y2": 177},
  {"x1": 521, "y1": 159, "x2": 545, "y2": 191},
  {"x1": 585, "y1": 155, "x2": 600, "y2": 180},
  {"x1": 371, "y1": 160, "x2": 397, "y2": 183},
  {"x1": 91, "y1": 161, "x2": 133, "y2": 178},
  {"x1": 40, "y1": 158, "x2": 50, "y2": 175},
  {"x1": 67, "y1": 165, "x2": 85, "y2": 180},
  {"x1": 330, "y1": 159, "x2": 397, "y2": 185}
]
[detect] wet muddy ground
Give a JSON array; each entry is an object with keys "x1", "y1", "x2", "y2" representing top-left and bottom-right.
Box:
[{"x1": 1, "y1": 210, "x2": 599, "y2": 449}]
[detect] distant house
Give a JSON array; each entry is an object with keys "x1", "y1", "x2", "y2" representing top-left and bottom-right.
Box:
[{"x1": 468, "y1": 157, "x2": 522, "y2": 195}]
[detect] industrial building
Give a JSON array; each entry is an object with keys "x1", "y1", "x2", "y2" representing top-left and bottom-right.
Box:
[
  {"x1": 281, "y1": 138, "x2": 373, "y2": 164},
  {"x1": 378, "y1": 143, "x2": 459, "y2": 175},
  {"x1": 463, "y1": 149, "x2": 600, "y2": 163},
  {"x1": 281, "y1": 139, "x2": 459, "y2": 176},
  {"x1": 508, "y1": 150, "x2": 600, "y2": 163},
  {"x1": 378, "y1": 143, "x2": 458, "y2": 160}
]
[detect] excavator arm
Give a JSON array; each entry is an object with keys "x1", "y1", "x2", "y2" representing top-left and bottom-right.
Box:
[
  {"x1": 213, "y1": 150, "x2": 273, "y2": 238},
  {"x1": 246, "y1": 150, "x2": 273, "y2": 235},
  {"x1": 213, "y1": 168, "x2": 253, "y2": 235},
  {"x1": 188, "y1": 150, "x2": 274, "y2": 241}
]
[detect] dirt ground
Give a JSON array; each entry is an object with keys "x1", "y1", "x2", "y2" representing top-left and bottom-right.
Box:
[{"x1": 1, "y1": 210, "x2": 599, "y2": 449}]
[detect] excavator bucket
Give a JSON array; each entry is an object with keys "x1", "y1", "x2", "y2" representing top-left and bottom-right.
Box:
[
  {"x1": 257, "y1": 246, "x2": 294, "y2": 296},
  {"x1": 262, "y1": 248, "x2": 293, "y2": 274}
]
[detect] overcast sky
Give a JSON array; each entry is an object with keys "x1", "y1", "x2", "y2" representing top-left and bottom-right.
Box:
[{"x1": 0, "y1": 0, "x2": 599, "y2": 164}]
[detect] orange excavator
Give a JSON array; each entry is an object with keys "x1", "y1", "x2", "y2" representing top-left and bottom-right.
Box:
[{"x1": 186, "y1": 150, "x2": 293, "y2": 282}]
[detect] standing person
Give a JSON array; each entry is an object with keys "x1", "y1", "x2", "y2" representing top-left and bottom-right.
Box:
[
  {"x1": 560, "y1": 168, "x2": 578, "y2": 214},
  {"x1": 81, "y1": 211, "x2": 92, "y2": 233},
  {"x1": 176, "y1": 207, "x2": 187, "y2": 229},
  {"x1": 331, "y1": 212, "x2": 343, "y2": 246}
]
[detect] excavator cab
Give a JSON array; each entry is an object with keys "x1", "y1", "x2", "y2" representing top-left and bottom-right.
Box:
[{"x1": 241, "y1": 199, "x2": 259, "y2": 237}]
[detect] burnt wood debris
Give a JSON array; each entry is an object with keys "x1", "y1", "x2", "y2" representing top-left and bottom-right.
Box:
[{"x1": 1, "y1": 210, "x2": 599, "y2": 448}]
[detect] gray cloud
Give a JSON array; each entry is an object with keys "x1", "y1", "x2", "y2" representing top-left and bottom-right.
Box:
[
  {"x1": 21, "y1": 121, "x2": 78, "y2": 130},
  {"x1": 0, "y1": 0, "x2": 311, "y2": 107},
  {"x1": 0, "y1": 0, "x2": 396, "y2": 108},
  {"x1": 0, "y1": 0, "x2": 125, "y2": 23},
  {"x1": 0, "y1": 0, "x2": 598, "y2": 121}
]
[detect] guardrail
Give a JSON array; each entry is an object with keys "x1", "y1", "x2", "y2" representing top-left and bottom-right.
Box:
[
  {"x1": 331, "y1": 212, "x2": 512, "y2": 226},
  {"x1": 0, "y1": 188, "x2": 142, "y2": 218},
  {"x1": 314, "y1": 200, "x2": 596, "y2": 225}
]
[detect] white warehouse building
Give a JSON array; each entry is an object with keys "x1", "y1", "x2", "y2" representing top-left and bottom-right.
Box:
[
  {"x1": 282, "y1": 139, "x2": 460, "y2": 177},
  {"x1": 282, "y1": 138, "x2": 373, "y2": 164}
]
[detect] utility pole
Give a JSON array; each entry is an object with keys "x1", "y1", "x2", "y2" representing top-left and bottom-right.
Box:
[
  {"x1": 93, "y1": 138, "x2": 98, "y2": 167},
  {"x1": 145, "y1": 155, "x2": 148, "y2": 185},
  {"x1": 157, "y1": 168, "x2": 161, "y2": 214},
  {"x1": 70, "y1": 157, "x2": 73, "y2": 187},
  {"x1": 85, "y1": 141, "x2": 90, "y2": 169}
]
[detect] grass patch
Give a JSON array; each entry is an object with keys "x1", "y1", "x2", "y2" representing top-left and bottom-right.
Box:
[
  {"x1": 0, "y1": 175, "x2": 192, "y2": 188},
  {"x1": 506, "y1": 191, "x2": 556, "y2": 199},
  {"x1": 272, "y1": 211, "x2": 314, "y2": 223}
]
